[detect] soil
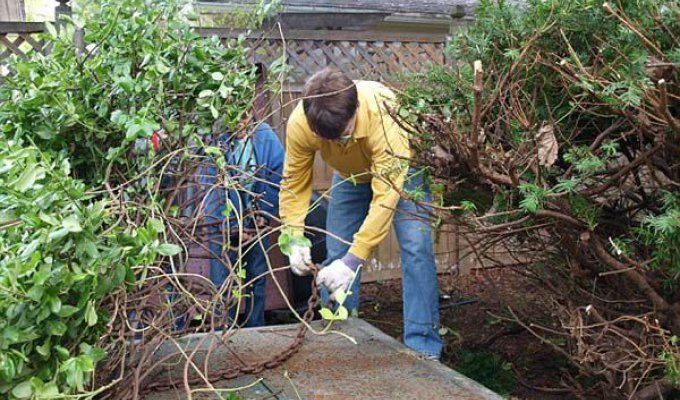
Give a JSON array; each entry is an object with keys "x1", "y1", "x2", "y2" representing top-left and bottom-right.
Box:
[{"x1": 360, "y1": 267, "x2": 575, "y2": 400}]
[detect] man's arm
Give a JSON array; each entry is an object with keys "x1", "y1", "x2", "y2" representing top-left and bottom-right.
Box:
[
  {"x1": 279, "y1": 119, "x2": 315, "y2": 235},
  {"x1": 348, "y1": 96, "x2": 410, "y2": 262}
]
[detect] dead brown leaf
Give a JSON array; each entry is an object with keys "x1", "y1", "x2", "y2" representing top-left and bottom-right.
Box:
[{"x1": 537, "y1": 123, "x2": 558, "y2": 167}]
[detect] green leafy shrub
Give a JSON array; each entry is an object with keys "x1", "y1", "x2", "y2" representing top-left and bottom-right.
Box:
[
  {"x1": 0, "y1": 0, "x2": 263, "y2": 397},
  {"x1": 0, "y1": 141, "x2": 161, "y2": 398},
  {"x1": 0, "y1": 0, "x2": 257, "y2": 185}
]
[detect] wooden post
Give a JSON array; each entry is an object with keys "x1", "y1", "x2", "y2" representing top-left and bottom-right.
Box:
[
  {"x1": 1, "y1": 0, "x2": 26, "y2": 21},
  {"x1": 55, "y1": 0, "x2": 71, "y2": 20}
]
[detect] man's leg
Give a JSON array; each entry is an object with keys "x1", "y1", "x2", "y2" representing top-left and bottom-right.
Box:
[
  {"x1": 393, "y1": 172, "x2": 442, "y2": 358},
  {"x1": 323, "y1": 173, "x2": 372, "y2": 312},
  {"x1": 242, "y1": 239, "x2": 268, "y2": 327}
]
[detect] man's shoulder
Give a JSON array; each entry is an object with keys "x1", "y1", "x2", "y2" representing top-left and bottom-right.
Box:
[
  {"x1": 356, "y1": 81, "x2": 396, "y2": 114},
  {"x1": 287, "y1": 101, "x2": 315, "y2": 141},
  {"x1": 288, "y1": 101, "x2": 306, "y2": 126},
  {"x1": 356, "y1": 80, "x2": 395, "y2": 98}
]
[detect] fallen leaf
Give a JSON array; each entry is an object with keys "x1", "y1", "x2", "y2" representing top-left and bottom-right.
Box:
[
  {"x1": 537, "y1": 123, "x2": 558, "y2": 167},
  {"x1": 432, "y1": 145, "x2": 454, "y2": 161}
]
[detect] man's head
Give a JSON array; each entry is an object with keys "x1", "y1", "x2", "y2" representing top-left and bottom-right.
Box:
[{"x1": 302, "y1": 67, "x2": 358, "y2": 141}]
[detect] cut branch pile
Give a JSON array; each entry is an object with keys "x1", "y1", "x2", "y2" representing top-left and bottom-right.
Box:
[{"x1": 399, "y1": 1, "x2": 679, "y2": 397}]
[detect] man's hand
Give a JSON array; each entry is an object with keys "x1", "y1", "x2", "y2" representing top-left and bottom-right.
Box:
[
  {"x1": 289, "y1": 244, "x2": 313, "y2": 276},
  {"x1": 316, "y1": 259, "x2": 356, "y2": 298}
]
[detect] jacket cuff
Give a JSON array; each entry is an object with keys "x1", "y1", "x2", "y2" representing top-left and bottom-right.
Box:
[
  {"x1": 348, "y1": 244, "x2": 372, "y2": 262},
  {"x1": 341, "y1": 253, "x2": 365, "y2": 272}
]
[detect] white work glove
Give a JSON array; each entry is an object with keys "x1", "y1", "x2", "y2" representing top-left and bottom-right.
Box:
[
  {"x1": 289, "y1": 244, "x2": 312, "y2": 276},
  {"x1": 316, "y1": 259, "x2": 356, "y2": 299}
]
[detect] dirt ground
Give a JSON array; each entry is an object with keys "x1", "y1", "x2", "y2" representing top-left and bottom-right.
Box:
[{"x1": 360, "y1": 267, "x2": 575, "y2": 400}]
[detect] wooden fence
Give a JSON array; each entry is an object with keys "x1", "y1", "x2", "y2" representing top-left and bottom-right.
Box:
[
  {"x1": 0, "y1": 22, "x2": 45, "y2": 62},
  {"x1": 0, "y1": 22, "x2": 468, "y2": 280}
]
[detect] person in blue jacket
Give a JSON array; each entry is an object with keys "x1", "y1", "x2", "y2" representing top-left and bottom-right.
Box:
[{"x1": 200, "y1": 113, "x2": 284, "y2": 327}]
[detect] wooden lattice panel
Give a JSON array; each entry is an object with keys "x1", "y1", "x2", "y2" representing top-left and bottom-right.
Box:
[
  {"x1": 0, "y1": 29, "x2": 46, "y2": 84},
  {"x1": 1, "y1": 26, "x2": 447, "y2": 85},
  {"x1": 241, "y1": 37, "x2": 445, "y2": 84},
  {"x1": 0, "y1": 32, "x2": 45, "y2": 62}
]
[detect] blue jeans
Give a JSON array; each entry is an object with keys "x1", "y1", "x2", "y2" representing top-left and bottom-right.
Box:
[
  {"x1": 322, "y1": 170, "x2": 442, "y2": 357},
  {"x1": 209, "y1": 238, "x2": 268, "y2": 327}
]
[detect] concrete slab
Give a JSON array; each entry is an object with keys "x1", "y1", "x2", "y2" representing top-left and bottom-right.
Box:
[{"x1": 142, "y1": 319, "x2": 503, "y2": 400}]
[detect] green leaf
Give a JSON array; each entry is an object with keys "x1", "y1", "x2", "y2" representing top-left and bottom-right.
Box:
[
  {"x1": 110, "y1": 109, "x2": 126, "y2": 124},
  {"x1": 47, "y1": 321, "x2": 67, "y2": 336},
  {"x1": 336, "y1": 306, "x2": 348, "y2": 320},
  {"x1": 157, "y1": 243, "x2": 182, "y2": 256},
  {"x1": 55, "y1": 346, "x2": 70, "y2": 360},
  {"x1": 57, "y1": 305, "x2": 79, "y2": 318},
  {"x1": 112, "y1": 264, "x2": 127, "y2": 286},
  {"x1": 36, "y1": 383, "x2": 59, "y2": 398},
  {"x1": 319, "y1": 308, "x2": 335, "y2": 320},
  {"x1": 48, "y1": 296, "x2": 62, "y2": 314},
  {"x1": 33, "y1": 268, "x2": 50, "y2": 285},
  {"x1": 77, "y1": 355, "x2": 95, "y2": 372},
  {"x1": 45, "y1": 22, "x2": 58, "y2": 39},
  {"x1": 278, "y1": 231, "x2": 292, "y2": 256},
  {"x1": 48, "y1": 227, "x2": 70, "y2": 241},
  {"x1": 198, "y1": 89, "x2": 214, "y2": 98},
  {"x1": 460, "y1": 200, "x2": 477, "y2": 212},
  {"x1": 553, "y1": 178, "x2": 578, "y2": 194},
  {"x1": 205, "y1": 146, "x2": 222, "y2": 156},
  {"x1": 333, "y1": 289, "x2": 348, "y2": 306},
  {"x1": 36, "y1": 341, "x2": 51, "y2": 357},
  {"x1": 218, "y1": 85, "x2": 230, "y2": 98},
  {"x1": 85, "y1": 301, "x2": 98, "y2": 327},
  {"x1": 2, "y1": 327, "x2": 20, "y2": 343},
  {"x1": 117, "y1": 77, "x2": 135, "y2": 94},
  {"x1": 27, "y1": 285, "x2": 44, "y2": 301},
  {"x1": 11, "y1": 380, "x2": 33, "y2": 399},
  {"x1": 62, "y1": 214, "x2": 82, "y2": 232},
  {"x1": 291, "y1": 235, "x2": 311, "y2": 248},
  {"x1": 39, "y1": 213, "x2": 59, "y2": 226},
  {"x1": 82, "y1": 240, "x2": 100, "y2": 259},
  {"x1": 20, "y1": 240, "x2": 40, "y2": 259},
  {"x1": 155, "y1": 61, "x2": 170, "y2": 74},
  {"x1": 211, "y1": 71, "x2": 224, "y2": 81},
  {"x1": 148, "y1": 218, "x2": 165, "y2": 233},
  {"x1": 13, "y1": 165, "x2": 45, "y2": 192}
]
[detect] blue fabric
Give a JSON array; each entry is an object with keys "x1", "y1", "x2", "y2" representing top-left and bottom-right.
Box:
[
  {"x1": 209, "y1": 239, "x2": 268, "y2": 327},
  {"x1": 340, "y1": 252, "x2": 364, "y2": 271},
  {"x1": 322, "y1": 169, "x2": 442, "y2": 357},
  {"x1": 201, "y1": 123, "x2": 284, "y2": 224},
  {"x1": 201, "y1": 122, "x2": 284, "y2": 327},
  {"x1": 229, "y1": 138, "x2": 257, "y2": 209}
]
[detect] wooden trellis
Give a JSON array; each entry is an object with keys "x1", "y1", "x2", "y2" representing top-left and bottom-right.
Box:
[
  {"x1": 200, "y1": 29, "x2": 448, "y2": 84},
  {"x1": 0, "y1": 22, "x2": 47, "y2": 83},
  {"x1": 1, "y1": 24, "x2": 447, "y2": 82},
  {"x1": 0, "y1": 22, "x2": 45, "y2": 60}
]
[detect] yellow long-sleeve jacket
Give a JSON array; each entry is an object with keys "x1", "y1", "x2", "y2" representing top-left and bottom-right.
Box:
[{"x1": 279, "y1": 81, "x2": 410, "y2": 261}]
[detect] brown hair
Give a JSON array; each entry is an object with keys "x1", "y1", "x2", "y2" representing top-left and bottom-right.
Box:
[{"x1": 302, "y1": 67, "x2": 358, "y2": 140}]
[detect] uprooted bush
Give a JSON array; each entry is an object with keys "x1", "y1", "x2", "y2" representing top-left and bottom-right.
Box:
[
  {"x1": 0, "y1": 0, "x2": 297, "y2": 398},
  {"x1": 399, "y1": 0, "x2": 679, "y2": 398}
]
